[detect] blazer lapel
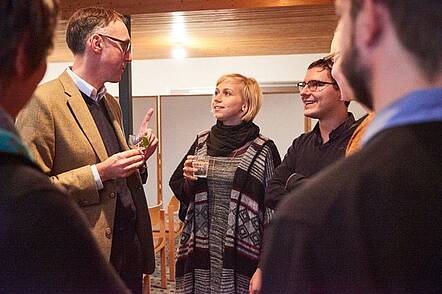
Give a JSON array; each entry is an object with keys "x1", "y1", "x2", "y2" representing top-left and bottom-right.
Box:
[
  {"x1": 103, "y1": 94, "x2": 129, "y2": 151},
  {"x1": 59, "y1": 71, "x2": 109, "y2": 162}
]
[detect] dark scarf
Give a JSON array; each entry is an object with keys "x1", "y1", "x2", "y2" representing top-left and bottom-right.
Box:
[{"x1": 206, "y1": 120, "x2": 260, "y2": 156}]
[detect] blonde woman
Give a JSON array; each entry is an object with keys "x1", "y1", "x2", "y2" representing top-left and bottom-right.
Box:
[{"x1": 170, "y1": 73, "x2": 281, "y2": 293}]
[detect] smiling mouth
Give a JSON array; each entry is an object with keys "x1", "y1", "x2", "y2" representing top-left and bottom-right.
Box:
[
  {"x1": 303, "y1": 100, "x2": 317, "y2": 106},
  {"x1": 213, "y1": 106, "x2": 224, "y2": 110}
]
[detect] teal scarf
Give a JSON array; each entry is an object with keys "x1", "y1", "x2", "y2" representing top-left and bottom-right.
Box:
[
  {"x1": 0, "y1": 128, "x2": 34, "y2": 162},
  {"x1": 0, "y1": 107, "x2": 33, "y2": 161}
]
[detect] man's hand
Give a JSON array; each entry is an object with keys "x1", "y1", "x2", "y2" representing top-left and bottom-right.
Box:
[
  {"x1": 96, "y1": 149, "x2": 145, "y2": 182},
  {"x1": 140, "y1": 129, "x2": 158, "y2": 160},
  {"x1": 137, "y1": 108, "x2": 154, "y2": 139},
  {"x1": 136, "y1": 108, "x2": 158, "y2": 160}
]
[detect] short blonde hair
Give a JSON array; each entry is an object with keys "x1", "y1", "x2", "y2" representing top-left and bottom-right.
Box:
[{"x1": 216, "y1": 73, "x2": 263, "y2": 122}]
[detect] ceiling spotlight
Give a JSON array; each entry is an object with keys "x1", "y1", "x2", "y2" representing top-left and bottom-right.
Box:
[{"x1": 172, "y1": 47, "x2": 187, "y2": 59}]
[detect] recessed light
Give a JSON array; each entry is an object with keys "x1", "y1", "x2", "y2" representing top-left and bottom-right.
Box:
[{"x1": 172, "y1": 47, "x2": 186, "y2": 59}]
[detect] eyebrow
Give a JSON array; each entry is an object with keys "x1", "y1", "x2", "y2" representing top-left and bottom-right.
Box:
[{"x1": 216, "y1": 86, "x2": 234, "y2": 91}]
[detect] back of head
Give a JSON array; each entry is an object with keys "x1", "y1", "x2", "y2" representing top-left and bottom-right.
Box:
[
  {"x1": 0, "y1": 0, "x2": 58, "y2": 89},
  {"x1": 330, "y1": 22, "x2": 343, "y2": 57},
  {"x1": 66, "y1": 7, "x2": 125, "y2": 56},
  {"x1": 216, "y1": 73, "x2": 263, "y2": 122},
  {"x1": 351, "y1": 0, "x2": 442, "y2": 80}
]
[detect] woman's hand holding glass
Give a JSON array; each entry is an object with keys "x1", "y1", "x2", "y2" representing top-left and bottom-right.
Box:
[
  {"x1": 183, "y1": 155, "x2": 198, "y2": 181},
  {"x1": 183, "y1": 155, "x2": 209, "y2": 181}
]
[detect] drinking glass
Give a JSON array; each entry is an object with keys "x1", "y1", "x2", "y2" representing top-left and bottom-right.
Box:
[
  {"x1": 128, "y1": 135, "x2": 140, "y2": 149},
  {"x1": 128, "y1": 134, "x2": 151, "y2": 149},
  {"x1": 192, "y1": 156, "x2": 209, "y2": 178}
]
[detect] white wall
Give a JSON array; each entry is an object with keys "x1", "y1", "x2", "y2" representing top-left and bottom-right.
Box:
[
  {"x1": 44, "y1": 53, "x2": 326, "y2": 95},
  {"x1": 44, "y1": 54, "x2": 367, "y2": 206},
  {"x1": 159, "y1": 92, "x2": 307, "y2": 207},
  {"x1": 130, "y1": 54, "x2": 325, "y2": 96}
]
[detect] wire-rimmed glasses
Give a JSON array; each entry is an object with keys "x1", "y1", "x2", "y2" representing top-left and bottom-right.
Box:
[
  {"x1": 297, "y1": 80, "x2": 337, "y2": 92},
  {"x1": 98, "y1": 33, "x2": 131, "y2": 54}
]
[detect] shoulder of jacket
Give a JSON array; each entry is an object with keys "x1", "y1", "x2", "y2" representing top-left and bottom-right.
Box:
[
  {"x1": 197, "y1": 130, "x2": 210, "y2": 140},
  {"x1": 31, "y1": 75, "x2": 73, "y2": 110},
  {"x1": 35, "y1": 78, "x2": 64, "y2": 98},
  {"x1": 254, "y1": 134, "x2": 275, "y2": 146}
]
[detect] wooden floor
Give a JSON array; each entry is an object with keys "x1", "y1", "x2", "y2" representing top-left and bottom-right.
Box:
[{"x1": 148, "y1": 237, "x2": 177, "y2": 293}]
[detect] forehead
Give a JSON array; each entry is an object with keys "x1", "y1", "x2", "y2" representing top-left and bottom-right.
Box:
[
  {"x1": 304, "y1": 67, "x2": 332, "y2": 81},
  {"x1": 217, "y1": 78, "x2": 243, "y2": 89},
  {"x1": 104, "y1": 19, "x2": 130, "y2": 39}
]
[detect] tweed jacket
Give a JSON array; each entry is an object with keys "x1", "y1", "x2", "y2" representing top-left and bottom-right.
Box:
[{"x1": 15, "y1": 70, "x2": 155, "y2": 273}]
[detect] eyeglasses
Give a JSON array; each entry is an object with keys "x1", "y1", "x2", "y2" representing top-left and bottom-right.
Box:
[
  {"x1": 297, "y1": 80, "x2": 337, "y2": 92},
  {"x1": 98, "y1": 33, "x2": 131, "y2": 54}
]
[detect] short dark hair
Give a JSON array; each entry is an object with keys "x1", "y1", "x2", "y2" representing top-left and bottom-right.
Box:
[
  {"x1": 0, "y1": 0, "x2": 58, "y2": 88},
  {"x1": 351, "y1": 0, "x2": 442, "y2": 80},
  {"x1": 66, "y1": 7, "x2": 125, "y2": 55},
  {"x1": 308, "y1": 57, "x2": 340, "y2": 91}
]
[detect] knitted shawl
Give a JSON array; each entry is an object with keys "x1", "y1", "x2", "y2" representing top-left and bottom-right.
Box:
[{"x1": 175, "y1": 131, "x2": 281, "y2": 293}]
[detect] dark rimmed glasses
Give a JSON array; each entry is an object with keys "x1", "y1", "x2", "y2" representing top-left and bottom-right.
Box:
[
  {"x1": 297, "y1": 80, "x2": 337, "y2": 92},
  {"x1": 98, "y1": 33, "x2": 131, "y2": 54}
]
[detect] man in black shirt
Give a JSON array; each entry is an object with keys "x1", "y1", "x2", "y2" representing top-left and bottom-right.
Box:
[
  {"x1": 265, "y1": 57, "x2": 359, "y2": 209},
  {"x1": 250, "y1": 57, "x2": 360, "y2": 292}
]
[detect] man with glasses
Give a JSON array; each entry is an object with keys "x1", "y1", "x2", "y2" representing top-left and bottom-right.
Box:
[
  {"x1": 98, "y1": 33, "x2": 132, "y2": 55},
  {"x1": 16, "y1": 7, "x2": 157, "y2": 293},
  {"x1": 250, "y1": 57, "x2": 360, "y2": 292},
  {"x1": 264, "y1": 57, "x2": 359, "y2": 210},
  {"x1": 0, "y1": 1, "x2": 130, "y2": 292}
]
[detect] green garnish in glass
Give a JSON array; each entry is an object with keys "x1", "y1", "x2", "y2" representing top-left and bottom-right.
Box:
[{"x1": 139, "y1": 136, "x2": 150, "y2": 148}]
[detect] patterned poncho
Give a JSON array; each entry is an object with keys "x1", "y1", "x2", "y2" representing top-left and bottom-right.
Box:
[{"x1": 172, "y1": 131, "x2": 281, "y2": 293}]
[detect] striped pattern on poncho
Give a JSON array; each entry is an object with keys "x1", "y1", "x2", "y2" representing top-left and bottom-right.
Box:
[{"x1": 176, "y1": 131, "x2": 281, "y2": 294}]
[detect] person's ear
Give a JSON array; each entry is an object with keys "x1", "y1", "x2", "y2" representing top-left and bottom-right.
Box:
[
  {"x1": 15, "y1": 39, "x2": 29, "y2": 79},
  {"x1": 90, "y1": 34, "x2": 103, "y2": 53},
  {"x1": 356, "y1": 0, "x2": 385, "y2": 49}
]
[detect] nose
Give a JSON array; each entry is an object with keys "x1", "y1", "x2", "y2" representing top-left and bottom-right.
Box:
[
  {"x1": 125, "y1": 50, "x2": 132, "y2": 62},
  {"x1": 300, "y1": 84, "x2": 311, "y2": 97},
  {"x1": 331, "y1": 65, "x2": 337, "y2": 80},
  {"x1": 213, "y1": 93, "x2": 222, "y2": 102}
]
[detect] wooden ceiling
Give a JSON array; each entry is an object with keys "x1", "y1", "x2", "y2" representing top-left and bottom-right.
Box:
[{"x1": 50, "y1": 0, "x2": 336, "y2": 62}]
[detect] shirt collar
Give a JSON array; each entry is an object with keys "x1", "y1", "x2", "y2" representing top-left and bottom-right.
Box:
[
  {"x1": 330, "y1": 113, "x2": 355, "y2": 140},
  {"x1": 312, "y1": 112, "x2": 355, "y2": 144},
  {"x1": 362, "y1": 88, "x2": 442, "y2": 145},
  {"x1": 66, "y1": 67, "x2": 107, "y2": 102}
]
